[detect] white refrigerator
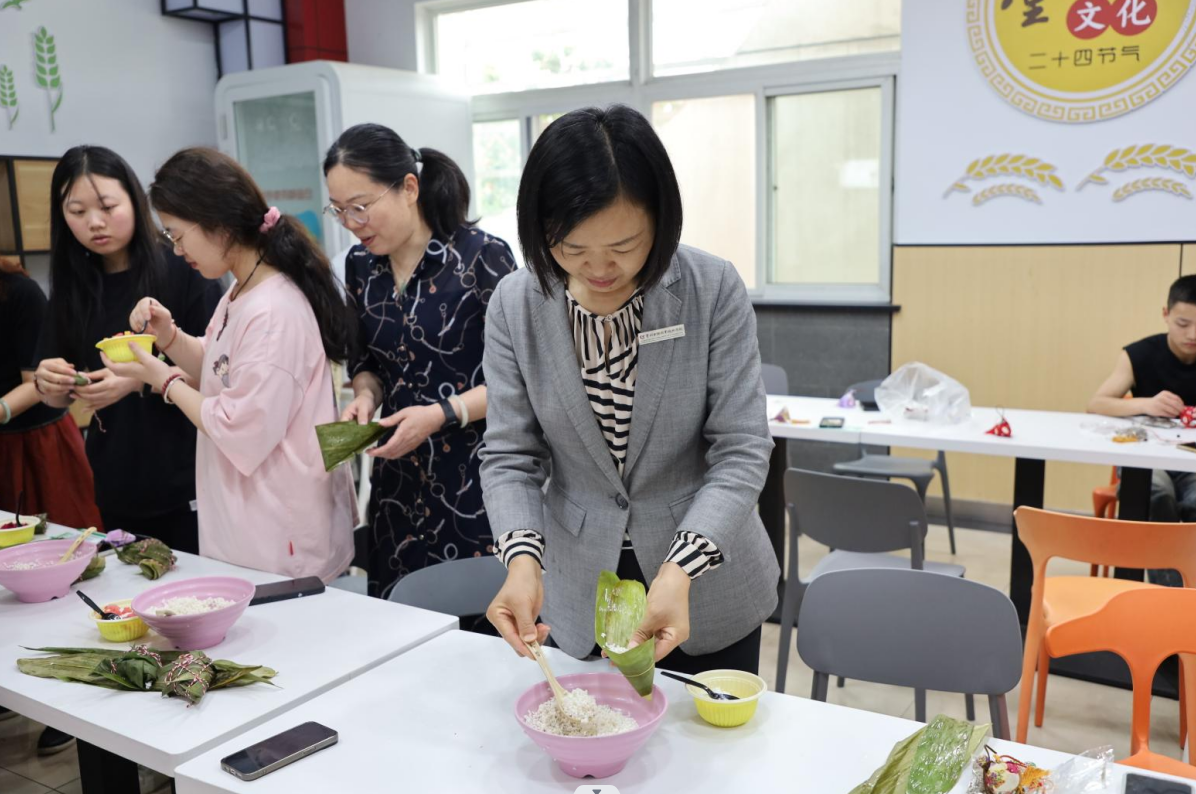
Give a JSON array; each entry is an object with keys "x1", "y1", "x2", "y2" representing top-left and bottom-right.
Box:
[{"x1": 214, "y1": 61, "x2": 474, "y2": 257}]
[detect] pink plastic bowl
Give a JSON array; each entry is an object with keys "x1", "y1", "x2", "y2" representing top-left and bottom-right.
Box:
[
  {"x1": 0, "y1": 539, "x2": 97, "y2": 603},
  {"x1": 515, "y1": 672, "x2": 668, "y2": 779},
  {"x1": 132, "y1": 576, "x2": 255, "y2": 650}
]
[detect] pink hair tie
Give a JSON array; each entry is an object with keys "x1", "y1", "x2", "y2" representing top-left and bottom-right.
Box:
[{"x1": 259, "y1": 206, "x2": 281, "y2": 233}]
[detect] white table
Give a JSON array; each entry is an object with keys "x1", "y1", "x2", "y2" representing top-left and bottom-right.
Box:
[
  {"x1": 0, "y1": 528, "x2": 458, "y2": 793},
  {"x1": 173, "y1": 630, "x2": 1188, "y2": 794},
  {"x1": 761, "y1": 396, "x2": 1196, "y2": 695}
]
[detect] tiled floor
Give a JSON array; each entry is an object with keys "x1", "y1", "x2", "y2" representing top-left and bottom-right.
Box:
[{"x1": 1, "y1": 525, "x2": 1185, "y2": 790}]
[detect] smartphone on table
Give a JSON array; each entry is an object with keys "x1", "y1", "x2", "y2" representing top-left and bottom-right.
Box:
[
  {"x1": 249, "y1": 576, "x2": 325, "y2": 606},
  {"x1": 1124, "y1": 772, "x2": 1193, "y2": 794},
  {"x1": 220, "y1": 721, "x2": 338, "y2": 781}
]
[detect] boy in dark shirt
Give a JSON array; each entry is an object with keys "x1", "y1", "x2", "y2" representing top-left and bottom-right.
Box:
[{"x1": 1089, "y1": 274, "x2": 1196, "y2": 524}]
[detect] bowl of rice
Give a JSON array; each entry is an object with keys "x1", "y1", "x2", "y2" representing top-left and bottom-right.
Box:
[
  {"x1": 132, "y1": 576, "x2": 255, "y2": 649},
  {"x1": 515, "y1": 672, "x2": 668, "y2": 779},
  {"x1": 0, "y1": 539, "x2": 97, "y2": 603}
]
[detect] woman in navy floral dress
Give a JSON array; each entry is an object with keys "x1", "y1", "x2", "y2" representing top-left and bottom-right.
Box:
[{"x1": 325, "y1": 124, "x2": 516, "y2": 598}]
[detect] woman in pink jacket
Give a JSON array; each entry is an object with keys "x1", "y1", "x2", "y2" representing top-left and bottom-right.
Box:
[{"x1": 105, "y1": 148, "x2": 356, "y2": 582}]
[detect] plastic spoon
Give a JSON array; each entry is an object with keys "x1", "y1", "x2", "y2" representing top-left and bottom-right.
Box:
[
  {"x1": 77, "y1": 590, "x2": 117, "y2": 620},
  {"x1": 659, "y1": 670, "x2": 740, "y2": 700}
]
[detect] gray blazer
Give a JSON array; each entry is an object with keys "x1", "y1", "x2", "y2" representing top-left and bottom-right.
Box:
[{"x1": 480, "y1": 245, "x2": 780, "y2": 659}]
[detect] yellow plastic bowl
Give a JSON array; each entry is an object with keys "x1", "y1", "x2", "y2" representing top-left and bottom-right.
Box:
[
  {"x1": 0, "y1": 521, "x2": 37, "y2": 548},
  {"x1": 685, "y1": 669, "x2": 767, "y2": 728},
  {"x1": 95, "y1": 334, "x2": 156, "y2": 363},
  {"x1": 91, "y1": 599, "x2": 148, "y2": 642}
]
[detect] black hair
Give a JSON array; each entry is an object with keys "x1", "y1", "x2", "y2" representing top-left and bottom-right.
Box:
[
  {"x1": 323, "y1": 123, "x2": 473, "y2": 241},
  {"x1": 1169, "y1": 275, "x2": 1196, "y2": 309},
  {"x1": 48, "y1": 145, "x2": 163, "y2": 365},
  {"x1": 150, "y1": 147, "x2": 352, "y2": 362},
  {"x1": 516, "y1": 104, "x2": 683, "y2": 294}
]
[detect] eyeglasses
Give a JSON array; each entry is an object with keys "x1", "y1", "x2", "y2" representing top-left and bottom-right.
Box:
[
  {"x1": 161, "y1": 222, "x2": 198, "y2": 249},
  {"x1": 323, "y1": 183, "x2": 397, "y2": 226}
]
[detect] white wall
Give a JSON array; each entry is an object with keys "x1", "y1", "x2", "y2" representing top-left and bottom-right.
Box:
[
  {"x1": 345, "y1": 0, "x2": 420, "y2": 72},
  {"x1": 895, "y1": 0, "x2": 1196, "y2": 245},
  {"x1": 0, "y1": 0, "x2": 218, "y2": 185}
]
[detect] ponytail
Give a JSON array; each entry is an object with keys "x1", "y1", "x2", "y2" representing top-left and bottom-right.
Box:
[
  {"x1": 151, "y1": 147, "x2": 353, "y2": 362},
  {"x1": 324, "y1": 123, "x2": 474, "y2": 240}
]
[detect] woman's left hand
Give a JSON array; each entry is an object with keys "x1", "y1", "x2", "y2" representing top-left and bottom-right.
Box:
[
  {"x1": 628, "y1": 562, "x2": 692, "y2": 662},
  {"x1": 368, "y1": 404, "x2": 445, "y2": 459},
  {"x1": 100, "y1": 344, "x2": 172, "y2": 391},
  {"x1": 72, "y1": 368, "x2": 141, "y2": 412}
]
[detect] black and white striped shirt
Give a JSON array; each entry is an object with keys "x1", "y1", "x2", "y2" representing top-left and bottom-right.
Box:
[
  {"x1": 494, "y1": 288, "x2": 723, "y2": 580},
  {"x1": 570, "y1": 289, "x2": 641, "y2": 476}
]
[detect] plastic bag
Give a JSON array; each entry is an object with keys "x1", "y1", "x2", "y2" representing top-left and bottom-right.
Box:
[
  {"x1": 1050, "y1": 746, "x2": 1114, "y2": 793},
  {"x1": 876, "y1": 363, "x2": 972, "y2": 425}
]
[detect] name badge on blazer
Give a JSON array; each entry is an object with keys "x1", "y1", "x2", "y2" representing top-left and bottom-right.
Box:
[{"x1": 638, "y1": 325, "x2": 685, "y2": 345}]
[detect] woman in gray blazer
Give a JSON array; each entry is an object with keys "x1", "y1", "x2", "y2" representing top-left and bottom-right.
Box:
[{"x1": 482, "y1": 105, "x2": 780, "y2": 675}]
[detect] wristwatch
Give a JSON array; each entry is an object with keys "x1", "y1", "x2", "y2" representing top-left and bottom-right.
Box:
[{"x1": 437, "y1": 398, "x2": 460, "y2": 429}]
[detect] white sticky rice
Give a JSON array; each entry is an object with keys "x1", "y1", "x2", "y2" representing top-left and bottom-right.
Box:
[
  {"x1": 524, "y1": 688, "x2": 638, "y2": 737},
  {"x1": 154, "y1": 596, "x2": 234, "y2": 616}
]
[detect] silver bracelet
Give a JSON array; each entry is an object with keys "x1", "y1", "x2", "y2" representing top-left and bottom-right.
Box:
[{"x1": 0, "y1": 398, "x2": 10, "y2": 425}]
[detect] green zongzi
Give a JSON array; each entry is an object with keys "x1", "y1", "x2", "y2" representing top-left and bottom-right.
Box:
[
  {"x1": 316, "y1": 421, "x2": 388, "y2": 472},
  {"x1": 595, "y1": 570, "x2": 655, "y2": 698}
]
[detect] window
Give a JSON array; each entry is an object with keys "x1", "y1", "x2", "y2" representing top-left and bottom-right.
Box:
[
  {"x1": 423, "y1": 0, "x2": 898, "y2": 302},
  {"x1": 472, "y1": 119, "x2": 523, "y2": 260},
  {"x1": 652, "y1": 96, "x2": 757, "y2": 289},
  {"x1": 770, "y1": 86, "x2": 887, "y2": 290},
  {"x1": 432, "y1": 0, "x2": 629, "y2": 95},
  {"x1": 652, "y1": 0, "x2": 901, "y2": 77}
]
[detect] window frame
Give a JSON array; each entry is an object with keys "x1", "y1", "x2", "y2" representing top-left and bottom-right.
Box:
[{"x1": 417, "y1": 0, "x2": 899, "y2": 304}]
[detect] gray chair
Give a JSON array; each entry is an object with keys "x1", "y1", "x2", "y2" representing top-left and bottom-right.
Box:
[
  {"x1": 833, "y1": 379, "x2": 958, "y2": 555},
  {"x1": 386, "y1": 555, "x2": 507, "y2": 617},
  {"x1": 776, "y1": 469, "x2": 966, "y2": 693},
  {"x1": 797, "y1": 568, "x2": 1022, "y2": 739},
  {"x1": 761, "y1": 363, "x2": 789, "y2": 396}
]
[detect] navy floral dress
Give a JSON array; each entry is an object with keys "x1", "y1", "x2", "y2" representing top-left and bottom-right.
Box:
[{"x1": 345, "y1": 226, "x2": 517, "y2": 598}]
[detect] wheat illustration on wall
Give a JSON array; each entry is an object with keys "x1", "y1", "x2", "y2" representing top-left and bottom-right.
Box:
[
  {"x1": 972, "y1": 184, "x2": 1043, "y2": 206},
  {"x1": 33, "y1": 26, "x2": 62, "y2": 132},
  {"x1": 943, "y1": 155, "x2": 1063, "y2": 201},
  {"x1": 1112, "y1": 178, "x2": 1193, "y2": 203},
  {"x1": 0, "y1": 66, "x2": 17, "y2": 130},
  {"x1": 1078, "y1": 144, "x2": 1196, "y2": 193}
]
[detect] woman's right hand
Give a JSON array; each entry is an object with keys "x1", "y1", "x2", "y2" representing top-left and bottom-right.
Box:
[
  {"x1": 34, "y1": 358, "x2": 80, "y2": 398},
  {"x1": 341, "y1": 391, "x2": 378, "y2": 425},
  {"x1": 129, "y1": 297, "x2": 174, "y2": 340},
  {"x1": 487, "y1": 556, "x2": 550, "y2": 659}
]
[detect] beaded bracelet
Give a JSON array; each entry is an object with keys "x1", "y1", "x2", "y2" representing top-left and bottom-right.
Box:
[{"x1": 161, "y1": 374, "x2": 184, "y2": 405}]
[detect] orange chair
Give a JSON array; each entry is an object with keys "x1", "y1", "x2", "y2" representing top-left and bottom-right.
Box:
[
  {"x1": 1090, "y1": 467, "x2": 1119, "y2": 577},
  {"x1": 1046, "y1": 587, "x2": 1196, "y2": 779},
  {"x1": 1013, "y1": 507, "x2": 1196, "y2": 746}
]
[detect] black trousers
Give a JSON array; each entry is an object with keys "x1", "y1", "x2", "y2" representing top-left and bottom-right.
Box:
[
  {"x1": 591, "y1": 547, "x2": 763, "y2": 676},
  {"x1": 101, "y1": 504, "x2": 199, "y2": 555}
]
